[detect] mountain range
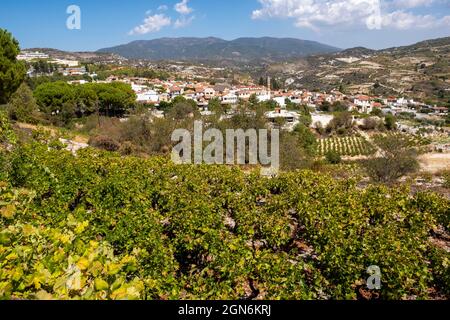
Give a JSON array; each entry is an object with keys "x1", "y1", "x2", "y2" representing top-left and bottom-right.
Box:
[{"x1": 97, "y1": 37, "x2": 341, "y2": 62}]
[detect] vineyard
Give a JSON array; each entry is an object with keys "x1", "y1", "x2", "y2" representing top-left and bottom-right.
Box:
[
  {"x1": 318, "y1": 136, "x2": 376, "y2": 157},
  {"x1": 0, "y1": 114, "x2": 449, "y2": 301}
]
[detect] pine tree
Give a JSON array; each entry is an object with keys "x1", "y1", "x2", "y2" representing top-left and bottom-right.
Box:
[{"x1": 0, "y1": 29, "x2": 26, "y2": 104}]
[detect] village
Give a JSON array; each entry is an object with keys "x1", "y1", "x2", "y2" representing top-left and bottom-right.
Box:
[
  {"x1": 103, "y1": 74, "x2": 449, "y2": 137},
  {"x1": 17, "y1": 51, "x2": 450, "y2": 120},
  {"x1": 17, "y1": 50, "x2": 450, "y2": 158}
]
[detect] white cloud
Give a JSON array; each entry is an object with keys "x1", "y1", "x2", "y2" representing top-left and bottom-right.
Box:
[
  {"x1": 174, "y1": 0, "x2": 193, "y2": 15},
  {"x1": 252, "y1": 0, "x2": 449, "y2": 31},
  {"x1": 393, "y1": 0, "x2": 435, "y2": 9},
  {"x1": 158, "y1": 5, "x2": 168, "y2": 11},
  {"x1": 174, "y1": 15, "x2": 195, "y2": 28},
  {"x1": 381, "y1": 10, "x2": 450, "y2": 29},
  {"x1": 129, "y1": 14, "x2": 171, "y2": 35}
]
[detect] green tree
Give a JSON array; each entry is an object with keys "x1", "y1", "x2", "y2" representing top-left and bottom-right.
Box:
[
  {"x1": 326, "y1": 112, "x2": 354, "y2": 135},
  {"x1": 385, "y1": 114, "x2": 397, "y2": 131},
  {"x1": 271, "y1": 79, "x2": 281, "y2": 90},
  {"x1": 293, "y1": 123, "x2": 317, "y2": 156},
  {"x1": 332, "y1": 101, "x2": 348, "y2": 112},
  {"x1": 167, "y1": 99, "x2": 199, "y2": 121},
  {"x1": 6, "y1": 83, "x2": 40, "y2": 123},
  {"x1": 0, "y1": 29, "x2": 26, "y2": 104},
  {"x1": 94, "y1": 82, "x2": 136, "y2": 117},
  {"x1": 285, "y1": 98, "x2": 298, "y2": 111},
  {"x1": 259, "y1": 99, "x2": 278, "y2": 111},
  {"x1": 258, "y1": 77, "x2": 265, "y2": 86},
  {"x1": 363, "y1": 135, "x2": 419, "y2": 183},
  {"x1": 248, "y1": 94, "x2": 259, "y2": 109},
  {"x1": 75, "y1": 84, "x2": 98, "y2": 117},
  {"x1": 320, "y1": 101, "x2": 331, "y2": 112},
  {"x1": 207, "y1": 98, "x2": 224, "y2": 115},
  {"x1": 370, "y1": 108, "x2": 383, "y2": 117},
  {"x1": 34, "y1": 81, "x2": 75, "y2": 116},
  {"x1": 325, "y1": 150, "x2": 342, "y2": 164},
  {"x1": 157, "y1": 101, "x2": 172, "y2": 112},
  {"x1": 297, "y1": 105, "x2": 312, "y2": 127}
]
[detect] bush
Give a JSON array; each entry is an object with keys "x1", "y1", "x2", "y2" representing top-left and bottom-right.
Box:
[
  {"x1": 385, "y1": 114, "x2": 397, "y2": 131},
  {"x1": 325, "y1": 150, "x2": 342, "y2": 164},
  {"x1": 363, "y1": 135, "x2": 419, "y2": 183},
  {"x1": 89, "y1": 135, "x2": 121, "y2": 152},
  {"x1": 293, "y1": 124, "x2": 317, "y2": 156},
  {"x1": 119, "y1": 141, "x2": 138, "y2": 156},
  {"x1": 429, "y1": 248, "x2": 450, "y2": 296},
  {"x1": 326, "y1": 112, "x2": 354, "y2": 135},
  {"x1": 0, "y1": 111, "x2": 16, "y2": 146},
  {"x1": 370, "y1": 108, "x2": 383, "y2": 117},
  {"x1": 360, "y1": 117, "x2": 379, "y2": 131}
]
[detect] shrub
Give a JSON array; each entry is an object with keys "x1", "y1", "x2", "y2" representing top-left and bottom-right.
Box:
[
  {"x1": 429, "y1": 248, "x2": 450, "y2": 297},
  {"x1": 0, "y1": 111, "x2": 16, "y2": 146},
  {"x1": 384, "y1": 114, "x2": 397, "y2": 131},
  {"x1": 360, "y1": 117, "x2": 378, "y2": 131},
  {"x1": 89, "y1": 135, "x2": 121, "y2": 152},
  {"x1": 443, "y1": 171, "x2": 450, "y2": 189},
  {"x1": 325, "y1": 150, "x2": 342, "y2": 164},
  {"x1": 119, "y1": 141, "x2": 138, "y2": 156},
  {"x1": 363, "y1": 135, "x2": 419, "y2": 183},
  {"x1": 326, "y1": 112, "x2": 354, "y2": 135}
]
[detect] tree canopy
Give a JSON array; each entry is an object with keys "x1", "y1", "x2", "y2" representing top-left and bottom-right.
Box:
[
  {"x1": 0, "y1": 29, "x2": 26, "y2": 104},
  {"x1": 6, "y1": 83, "x2": 40, "y2": 124},
  {"x1": 33, "y1": 82, "x2": 137, "y2": 121}
]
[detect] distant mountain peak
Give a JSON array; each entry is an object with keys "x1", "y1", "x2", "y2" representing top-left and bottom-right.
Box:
[{"x1": 97, "y1": 37, "x2": 341, "y2": 62}]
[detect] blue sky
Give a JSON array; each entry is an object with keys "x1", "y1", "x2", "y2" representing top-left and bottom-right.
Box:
[{"x1": 0, "y1": 0, "x2": 449, "y2": 51}]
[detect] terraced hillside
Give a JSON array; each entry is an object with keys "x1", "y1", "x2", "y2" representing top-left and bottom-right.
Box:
[{"x1": 268, "y1": 37, "x2": 450, "y2": 105}]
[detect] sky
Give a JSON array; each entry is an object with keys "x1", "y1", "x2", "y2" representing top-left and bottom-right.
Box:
[{"x1": 0, "y1": 0, "x2": 449, "y2": 51}]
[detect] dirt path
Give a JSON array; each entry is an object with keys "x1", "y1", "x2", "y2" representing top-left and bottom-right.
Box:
[
  {"x1": 15, "y1": 122, "x2": 89, "y2": 144},
  {"x1": 418, "y1": 153, "x2": 450, "y2": 174}
]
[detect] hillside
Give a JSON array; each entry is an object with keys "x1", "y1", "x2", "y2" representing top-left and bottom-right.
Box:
[
  {"x1": 267, "y1": 36, "x2": 450, "y2": 103},
  {"x1": 24, "y1": 48, "x2": 126, "y2": 63},
  {"x1": 97, "y1": 37, "x2": 340, "y2": 62}
]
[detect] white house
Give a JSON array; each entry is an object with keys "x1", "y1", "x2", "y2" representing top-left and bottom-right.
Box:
[
  {"x1": 137, "y1": 90, "x2": 159, "y2": 104},
  {"x1": 17, "y1": 51, "x2": 49, "y2": 61},
  {"x1": 265, "y1": 109, "x2": 300, "y2": 131},
  {"x1": 52, "y1": 59, "x2": 80, "y2": 67},
  {"x1": 273, "y1": 96, "x2": 287, "y2": 108},
  {"x1": 221, "y1": 93, "x2": 238, "y2": 104},
  {"x1": 353, "y1": 95, "x2": 371, "y2": 113},
  {"x1": 237, "y1": 91, "x2": 251, "y2": 100},
  {"x1": 203, "y1": 88, "x2": 216, "y2": 99},
  {"x1": 132, "y1": 83, "x2": 147, "y2": 93},
  {"x1": 395, "y1": 97, "x2": 408, "y2": 106},
  {"x1": 256, "y1": 91, "x2": 271, "y2": 102}
]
